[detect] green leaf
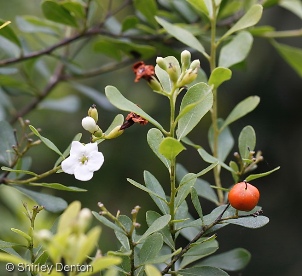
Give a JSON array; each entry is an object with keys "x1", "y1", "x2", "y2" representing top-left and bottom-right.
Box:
[
  {"x1": 38, "y1": 95, "x2": 80, "y2": 113},
  {"x1": 1, "y1": 166, "x2": 37, "y2": 178},
  {"x1": 138, "y1": 233, "x2": 163, "y2": 265},
  {"x1": 28, "y1": 183, "x2": 86, "y2": 192},
  {"x1": 220, "y1": 96, "x2": 260, "y2": 132},
  {"x1": 14, "y1": 186, "x2": 67, "y2": 213},
  {"x1": 198, "y1": 148, "x2": 234, "y2": 172},
  {"x1": 134, "y1": 0, "x2": 158, "y2": 28},
  {"x1": 219, "y1": 31, "x2": 253, "y2": 68},
  {"x1": 186, "y1": 0, "x2": 209, "y2": 17},
  {"x1": 0, "y1": 20, "x2": 21, "y2": 47},
  {"x1": 155, "y1": 17, "x2": 206, "y2": 55},
  {"x1": 147, "y1": 128, "x2": 171, "y2": 169},
  {"x1": 195, "y1": 178, "x2": 219, "y2": 204},
  {"x1": 191, "y1": 187, "x2": 203, "y2": 220},
  {"x1": 92, "y1": 211, "x2": 124, "y2": 234},
  {"x1": 127, "y1": 178, "x2": 168, "y2": 203},
  {"x1": 227, "y1": 215, "x2": 269, "y2": 228},
  {"x1": 77, "y1": 256, "x2": 121, "y2": 276},
  {"x1": 209, "y1": 119, "x2": 234, "y2": 162},
  {"x1": 155, "y1": 62, "x2": 172, "y2": 92},
  {"x1": 272, "y1": 41, "x2": 302, "y2": 77},
  {"x1": 144, "y1": 171, "x2": 169, "y2": 214},
  {"x1": 0, "y1": 121, "x2": 16, "y2": 166},
  {"x1": 11, "y1": 228, "x2": 31, "y2": 242},
  {"x1": 57, "y1": 201, "x2": 81, "y2": 233},
  {"x1": 175, "y1": 173, "x2": 197, "y2": 209},
  {"x1": 176, "y1": 82, "x2": 213, "y2": 139},
  {"x1": 208, "y1": 67, "x2": 232, "y2": 88},
  {"x1": 180, "y1": 238, "x2": 219, "y2": 268},
  {"x1": 220, "y1": 4, "x2": 263, "y2": 42},
  {"x1": 245, "y1": 166, "x2": 280, "y2": 182},
  {"x1": 16, "y1": 15, "x2": 61, "y2": 35},
  {"x1": 279, "y1": 0, "x2": 302, "y2": 20},
  {"x1": 121, "y1": 16, "x2": 139, "y2": 32},
  {"x1": 105, "y1": 85, "x2": 165, "y2": 133},
  {"x1": 199, "y1": 248, "x2": 251, "y2": 271},
  {"x1": 41, "y1": 0, "x2": 78, "y2": 27},
  {"x1": 61, "y1": 1, "x2": 85, "y2": 19},
  {"x1": 0, "y1": 252, "x2": 30, "y2": 266},
  {"x1": 145, "y1": 264, "x2": 162, "y2": 276},
  {"x1": 159, "y1": 137, "x2": 186, "y2": 160},
  {"x1": 179, "y1": 266, "x2": 229, "y2": 276},
  {"x1": 238, "y1": 125, "x2": 256, "y2": 159},
  {"x1": 29, "y1": 125, "x2": 63, "y2": 156},
  {"x1": 229, "y1": 161, "x2": 239, "y2": 183},
  {"x1": 0, "y1": 21, "x2": 11, "y2": 30},
  {"x1": 136, "y1": 214, "x2": 171, "y2": 243}
]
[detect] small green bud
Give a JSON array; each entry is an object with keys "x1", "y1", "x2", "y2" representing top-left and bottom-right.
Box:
[
  {"x1": 177, "y1": 68, "x2": 198, "y2": 87},
  {"x1": 156, "y1": 57, "x2": 167, "y2": 70},
  {"x1": 167, "y1": 62, "x2": 179, "y2": 83},
  {"x1": 104, "y1": 125, "x2": 124, "y2": 139},
  {"x1": 88, "y1": 105, "x2": 98, "y2": 123},
  {"x1": 189, "y1": 59, "x2": 200, "y2": 70},
  {"x1": 181, "y1": 50, "x2": 191, "y2": 71},
  {"x1": 148, "y1": 77, "x2": 163, "y2": 92}
]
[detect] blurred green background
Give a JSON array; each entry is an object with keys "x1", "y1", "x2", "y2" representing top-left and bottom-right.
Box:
[{"x1": 0, "y1": 1, "x2": 301, "y2": 275}]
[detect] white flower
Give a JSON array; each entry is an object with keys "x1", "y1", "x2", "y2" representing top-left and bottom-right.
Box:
[
  {"x1": 82, "y1": 116, "x2": 99, "y2": 133},
  {"x1": 61, "y1": 141, "x2": 104, "y2": 181}
]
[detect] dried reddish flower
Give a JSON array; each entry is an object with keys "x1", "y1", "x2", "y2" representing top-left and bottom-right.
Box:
[
  {"x1": 120, "y1": 112, "x2": 148, "y2": 130},
  {"x1": 133, "y1": 61, "x2": 155, "y2": 82}
]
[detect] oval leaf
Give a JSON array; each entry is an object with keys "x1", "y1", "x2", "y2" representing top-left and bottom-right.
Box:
[
  {"x1": 179, "y1": 266, "x2": 229, "y2": 276},
  {"x1": 176, "y1": 82, "x2": 213, "y2": 139},
  {"x1": 159, "y1": 137, "x2": 186, "y2": 160},
  {"x1": 238, "y1": 125, "x2": 256, "y2": 159},
  {"x1": 245, "y1": 166, "x2": 280, "y2": 182},
  {"x1": 208, "y1": 67, "x2": 232, "y2": 89}
]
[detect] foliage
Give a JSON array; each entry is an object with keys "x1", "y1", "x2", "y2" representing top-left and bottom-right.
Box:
[{"x1": 0, "y1": 0, "x2": 301, "y2": 275}]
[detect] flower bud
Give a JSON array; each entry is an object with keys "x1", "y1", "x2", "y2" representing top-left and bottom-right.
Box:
[
  {"x1": 156, "y1": 57, "x2": 167, "y2": 70},
  {"x1": 167, "y1": 62, "x2": 179, "y2": 83},
  {"x1": 181, "y1": 50, "x2": 191, "y2": 71},
  {"x1": 82, "y1": 116, "x2": 99, "y2": 133},
  {"x1": 177, "y1": 68, "x2": 198, "y2": 87},
  {"x1": 104, "y1": 125, "x2": 124, "y2": 139},
  {"x1": 88, "y1": 105, "x2": 98, "y2": 123},
  {"x1": 148, "y1": 77, "x2": 163, "y2": 92},
  {"x1": 189, "y1": 59, "x2": 200, "y2": 70},
  {"x1": 35, "y1": 229, "x2": 53, "y2": 242},
  {"x1": 78, "y1": 208, "x2": 92, "y2": 232}
]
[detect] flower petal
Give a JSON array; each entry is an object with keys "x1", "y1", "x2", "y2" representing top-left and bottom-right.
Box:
[
  {"x1": 87, "y1": 151, "x2": 104, "y2": 171},
  {"x1": 84, "y1": 142, "x2": 98, "y2": 154},
  {"x1": 70, "y1": 141, "x2": 85, "y2": 156},
  {"x1": 61, "y1": 156, "x2": 78, "y2": 174},
  {"x1": 74, "y1": 164, "x2": 94, "y2": 181}
]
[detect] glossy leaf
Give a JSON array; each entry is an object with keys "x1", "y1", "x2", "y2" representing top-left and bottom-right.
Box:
[
  {"x1": 208, "y1": 67, "x2": 232, "y2": 88},
  {"x1": 29, "y1": 125, "x2": 63, "y2": 156},
  {"x1": 105, "y1": 85, "x2": 165, "y2": 133},
  {"x1": 176, "y1": 82, "x2": 213, "y2": 139},
  {"x1": 209, "y1": 119, "x2": 234, "y2": 162},
  {"x1": 220, "y1": 96, "x2": 260, "y2": 132},
  {"x1": 245, "y1": 166, "x2": 280, "y2": 182},
  {"x1": 136, "y1": 214, "x2": 171, "y2": 243},
  {"x1": 199, "y1": 248, "x2": 251, "y2": 271},
  {"x1": 0, "y1": 121, "x2": 16, "y2": 166},
  {"x1": 219, "y1": 31, "x2": 253, "y2": 68},
  {"x1": 0, "y1": 20, "x2": 21, "y2": 47},
  {"x1": 186, "y1": 0, "x2": 209, "y2": 17},
  {"x1": 41, "y1": 0, "x2": 78, "y2": 27},
  {"x1": 272, "y1": 41, "x2": 302, "y2": 77},
  {"x1": 179, "y1": 266, "x2": 229, "y2": 276},
  {"x1": 155, "y1": 16, "x2": 206, "y2": 55},
  {"x1": 147, "y1": 128, "x2": 171, "y2": 169},
  {"x1": 238, "y1": 125, "x2": 256, "y2": 159},
  {"x1": 13, "y1": 186, "x2": 67, "y2": 213},
  {"x1": 61, "y1": 1, "x2": 85, "y2": 19},
  {"x1": 138, "y1": 233, "x2": 163, "y2": 265},
  {"x1": 220, "y1": 4, "x2": 263, "y2": 42},
  {"x1": 159, "y1": 137, "x2": 186, "y2": 160},
  {"x1": 144, "y1": 171, "x2": 169, "y2": 214}
]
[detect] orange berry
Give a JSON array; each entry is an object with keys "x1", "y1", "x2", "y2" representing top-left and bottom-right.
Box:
[{"x1": 228, "y1": 181, "x2": 260, "y2": 211}]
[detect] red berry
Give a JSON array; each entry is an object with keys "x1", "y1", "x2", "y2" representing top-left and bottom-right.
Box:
[{"x1": 228, "y1": 181, "x2": 260, "y2": 211}]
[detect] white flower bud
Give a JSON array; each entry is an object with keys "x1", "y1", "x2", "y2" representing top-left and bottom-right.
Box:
[
  {"x1": 82, "y1": 116, "x2": 99, "y2": 133},
  {"x1": 181, "y1": 50, "x2": 191, "y2": 71},
  {"x1": 156, "y1": 57, "x2": 167, "y2": 70},
  {"x1": 35, "y1": 229, "x2": 53, "y2": 241}
]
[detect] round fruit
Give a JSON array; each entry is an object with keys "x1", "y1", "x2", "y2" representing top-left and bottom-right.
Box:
[{"x1": 228, "y1": 181, "x2": 260, "y2": 211}]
